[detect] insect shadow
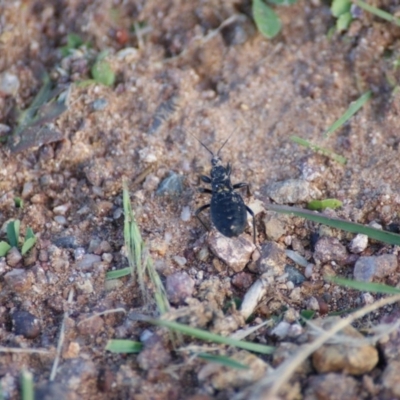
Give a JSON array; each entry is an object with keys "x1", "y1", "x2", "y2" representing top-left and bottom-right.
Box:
[{"x1": 193, "y1": 134, "x2": 256, "y2": 243}]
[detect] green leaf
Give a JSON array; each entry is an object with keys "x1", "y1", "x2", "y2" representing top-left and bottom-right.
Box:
[
  {"x1": 300, "y1": 310, "x2": 315, "y2": 320},
  {"x1": 197, "y1": 353, "x2": 249, "y2": 370},
  {"x1": 328, "y1": 277, "x2": 400, "y2": 294},
  {"x1": 67, "y1": 33, "x2": 83, "y2": 49},
  {"x1": 268, "y1": 204, "x2": 400, "y2": 246},
  {"x1": 7, "y1": 220, "x2": 20, "y2": 248},
  {"x1": 307, "y1": 199, "x2": 343, "y2": 211},
  {"x1": 14, "y1": 197, "x2": 23, "y2": 209},
  {"x1": 0, "y1": 241, "x2": 11, "y2": 257},
  {"x1": 336, "y1": 12, "x2": 353, "y2": 32},
  {"x1": 25, "y1": 227, "x2": 35, "y2": 241},
  {"x1": 21, "y1": 237, "x2": 37, "y2": 256},
  {"x1": 61, "y1": 33, "x2": 84, "y2": 57},
  {"x1": 324, "y1": 91, "x2": 372, "y2": 138},
  {"x1": 91, "y1": 59, "x2": 115, "y2": 87},
  {"x1": 106, "y1": 267, "x2": 132, "y2": 280},
  {"x1": 331, "y1": 0, "x2": 351, "y2": 17},
  {"x1": 253, "y1": 0, "x2": 282, "y2": 39},
  {"x1": 105, "y1": 339, "x2": 143, "y2": 353}
]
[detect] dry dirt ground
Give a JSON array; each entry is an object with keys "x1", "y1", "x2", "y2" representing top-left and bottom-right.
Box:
[{"x1": 2, "y1": 0, "x2": 400, "y2": 399}]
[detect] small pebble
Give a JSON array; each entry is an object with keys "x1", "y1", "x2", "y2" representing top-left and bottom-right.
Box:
[
  {"x1": 74, "y1": 247, "x2": 86, "y2": 261},
  {"x1": 311, "y1": 317, "x2": 378, "y2": 375},
  {"x1": 255, "y1": 241, "x2": 286, "y2": 276},
  {"x1": 307, "y1": 296, "x2": 320, "y2": 311},
  {"x1": 353, "y1": 254, "x2": 397, "y2": 282},
  {"x1": 285, "y1": 249, "x2": 308, "y2": 268},
  {"x1": 305, "y1": 373, "x2": 360, "y2": 399},
  {"x1": 75, "y1": 254, "x2": 101, "y2": 271},
  {"x1": 0, "y1": 123, "x2": 11, "y2": 136},
  {"x1": 313, "y1": 236, "x2": 348, "y2": 265},
  {"x1": 382, "y1": 361, "x2": 400, "y2": 397},
  {"x1": 21, "y1": 182, "x2": 34, "y2": 198},
  {"x1": 12, "y1": 310, "x2": 41, "y2": 339},
  {"x1": 142, "y1": 174, "x2": 160, "y2": 191},
  {"x1": 172, "y1": 255, "x2": 187, "y2": 266},
  {"x1": 285, "y1": 265, "x2": 306, "y2": 286},
  {"x1": 102, "y1": 253, "x2": 113, "y2": 263},
  {"x1": 304, "y1": 263, "x2": 314, "y2": 278},
  {"x1": 271, "y1": 321, "x2": 291, "y2": 339},
  {"x1": 266, "y1": 179, "x2": 321, "y2": 204},
  {"x1": 263, "y1": 212, "x2": 287, "y2": 240},
  {"x1": 231, "y1": 272, "x2": 254, "y2": 290},
  {"x1": 91, "y1": 98, "x2": 108, "y2": 111},
  {"x1": 156, "y1": 172, "x2": 184, "y2": 196},
  {"x1": 53, "y1": 203, "x2": 70, "y2": 215},
  {"x1": 77, "y1": 315, "x2": 104, "y2": 336},
  {"x1": 4, "y1": 269, "x2": 32, "y2": 292},
  {"x1": 196, "y1": 246, "x2": 209, "y2": 262},
  {"x1": 54, "y1": 216, "x2": 68, "y2": 225},
  {"x1": 180, "y1": 206, "x2": 191, "y2": 222},
  {"x1": 349, "y1": 234, "x2": 368, "y2": 254},
  {"x1": 166, "y1": 271, "x2": 194, "y2": 305},
  {"x1": 207, "y1": 231, "x2": 255, "y2": 272},
  {"x1": 0, "y1": 71, "x2": 20, "y2": 95},
  {"x1": 6, "y1": 247, "x2": 22, "y2": 267}
]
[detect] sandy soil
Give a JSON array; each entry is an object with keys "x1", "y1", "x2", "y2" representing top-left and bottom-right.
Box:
[{"x1": 1, "y1": 0, "x2": 400, "y2": 399}]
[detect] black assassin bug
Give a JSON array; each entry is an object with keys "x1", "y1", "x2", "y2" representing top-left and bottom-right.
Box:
[{"x1": 193, "y1": 135, "x2": 256, "y2": 243}]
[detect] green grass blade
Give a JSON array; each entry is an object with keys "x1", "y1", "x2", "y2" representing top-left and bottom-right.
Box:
[
  {"x1": 328, "y1": 276, "x2": 400, "y2": 294},
  {"x1": 252, "y1": 0, "x2": 281, "y2": 39},
  {"x1": 268, "y1": 204, "x2": 400, "y2": 245},
  {"x1": 105, "y1": 339, "x2": 143, "y2": 353},
  {"x1": 6, "y1": 220, "x2": 20, "y2": 248},
  {"x1": 353, "y1": 0, "x2": 400, "y2": 27},
  {"x1": 290, "y1": 136, "x2": 347, "y2": 164},
  {"x1": 197, "y1": 353, "x2": 249, "y2": 370},
  {"x1": 0, "y1": 242, "x2": 11, "y2": 257},
  {"x1": 148, "y1": 318, "x2": 274, "y2": 354},
  {"x1": 307, "y1": 199, "x2": 342, "y2": 211},
  {"x1": 106, "y1": 267, "x2": 132, "y2": 280},
  {"x1": 21, "y1": 370, "x2": 34, "y2": 400},
  {"x1": 145, "y1": 253, "x2": 170, "y2": 314},
  {"x1": 324, "y1": 91, "x2": 371, "y2": 138}
]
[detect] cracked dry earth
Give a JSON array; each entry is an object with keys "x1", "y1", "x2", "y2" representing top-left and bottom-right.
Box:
[{"x1": 2, "y1": 0, "x2": 400, "y2": 399}]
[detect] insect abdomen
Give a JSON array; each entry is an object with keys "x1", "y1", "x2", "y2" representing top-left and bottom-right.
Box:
[{"x1": 210, "y1": 192, "x2": 247, "y2": 237}]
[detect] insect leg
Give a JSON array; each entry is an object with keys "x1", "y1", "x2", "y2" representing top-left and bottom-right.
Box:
[
  {"x1": 195, "y1": 203, "x2": 211, "y2": 231},
  {"x1": 198, "y1": 188, "x2": 212, "y2": 194},
  {"x1": 200, "y1": 175, "x2": 212, "y2": 183},
  {"x1": 245, "y1": 205, "x2": 256, "y2": 244},
  {"x1": 233, "y1": 182, "x2": 251, "y2": 196}
]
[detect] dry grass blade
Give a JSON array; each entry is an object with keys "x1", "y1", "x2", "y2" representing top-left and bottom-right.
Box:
[{"x1": 237, "y1": 293, "x2": 400, "y2": 399}]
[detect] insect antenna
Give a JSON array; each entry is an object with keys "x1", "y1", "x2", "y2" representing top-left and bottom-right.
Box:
[
  {"x1": 216, "y1": 132, "x2": 233, "y2": 156},
  {"x1": 189, "y1": 132, "x2": 214, "y2": 156}
]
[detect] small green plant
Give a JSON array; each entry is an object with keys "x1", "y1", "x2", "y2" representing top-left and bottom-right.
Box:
[
  {"x1": 0, "y1": 220, "x2": 37, "y2": 257},
  {"x1": 91, "y1": 51, "x2": 115, "y2": 87},
  {"x1": 252, "y1": 0, "x2": 297, "y2": 39},
  {"x1": 331, "y1": 0, "x2": 400, "y2": 33},
  {"x1": 331, "y1": 0, "x2": 352, "y2": 32},
  {"x1": 60, "y1": 33, "x2": 85, "y2": 57}
]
